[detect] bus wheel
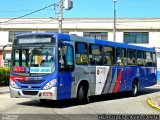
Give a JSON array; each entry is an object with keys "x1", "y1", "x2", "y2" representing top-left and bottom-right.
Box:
[
  {"x1": 131, "y1": 81, "x2": 138, "y2": 97},
  {"x1": 77, "y1": 85, "x2": 89, "y2": 104},
  {"x1": 40, "y1": 99, "x2": 48, "y2": 105}
]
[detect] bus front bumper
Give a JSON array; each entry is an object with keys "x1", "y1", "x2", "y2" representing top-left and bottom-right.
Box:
[{"x1": 10, "y1": 87, "x2": 57, "y2": 100}]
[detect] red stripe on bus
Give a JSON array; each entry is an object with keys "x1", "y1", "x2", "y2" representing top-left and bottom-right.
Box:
[
  {"x1": 113, "y1": 69, "x2": 122, "y2": 93},
  {"x1": 10, "y1": 76, "x2": 26, "y2": 81}
]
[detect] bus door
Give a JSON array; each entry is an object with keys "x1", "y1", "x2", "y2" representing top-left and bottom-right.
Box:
[
  {"x1": 145, "y1": 52, "x2": 157, "y2": 86},
  {"x1": 57, "y1": 44, "x2": 74, "y2": 100}
]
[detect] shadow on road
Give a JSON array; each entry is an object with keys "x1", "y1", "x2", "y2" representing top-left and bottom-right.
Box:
[
  {"x1": 139, "y1": 87, "x2": 160, "y2": 95},
  {"x1": 17, "y1": 87, "x2": 160, "y2": 108}
]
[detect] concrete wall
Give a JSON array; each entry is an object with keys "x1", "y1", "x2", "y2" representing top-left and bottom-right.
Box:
[
  {"x1": 0, "y1": 31, "x2": 9, "y2": 46},
  {"x1": 69, "y1": 31, "x2": 83, "y2": 36},
  {"x1": 149, "y1": 32, "x2": 160, "y2": 48},
  {"x1": 0, "y1": 51, "x2": 2, "y2": 67},
  {"x1": 0, "y1": 31, "x2": 9, "y2": 67}
]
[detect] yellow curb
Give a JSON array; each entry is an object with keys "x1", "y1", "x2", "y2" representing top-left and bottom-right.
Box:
[{"x1": 147, "y1": 98, "x2": 160, "y2": 111}]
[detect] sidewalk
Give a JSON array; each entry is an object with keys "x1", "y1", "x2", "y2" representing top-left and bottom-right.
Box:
[
  {"x1": 147, "y1": 81, "x2": 160, "y2": 111},
  {"x1": 0, "y1": 86, "x2": 9, "y2": 94}
]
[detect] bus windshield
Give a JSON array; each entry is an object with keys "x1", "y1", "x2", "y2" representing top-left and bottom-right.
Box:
[{"x1": 11, "y1": 46, "x2": 56, "y2": 76}]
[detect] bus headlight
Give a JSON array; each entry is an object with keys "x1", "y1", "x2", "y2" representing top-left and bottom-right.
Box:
[
  {"x1": 43, "y1": 79, "x2": 56, "y2": 90},
  {"x1": 10, "y1": 80, "x2": 18, "y2": 89}
]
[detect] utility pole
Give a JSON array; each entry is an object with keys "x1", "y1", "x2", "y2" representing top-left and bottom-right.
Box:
[
  {"x1": 58, "y1": 0, "x2": 63, "y2": 33},
  {"x1": 55, "y1": 0, "x2": 73, "y2": 33},
  {"x1": 113, "y1": 0, "x2": 116, "y2": 42}
]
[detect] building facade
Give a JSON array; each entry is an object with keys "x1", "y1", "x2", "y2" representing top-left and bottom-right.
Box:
[{"x1": 0, "y1": 18, "x2": 160, "y2": 74}]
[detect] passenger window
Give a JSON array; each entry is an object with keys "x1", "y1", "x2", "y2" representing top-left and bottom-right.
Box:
[
  {"x1": 145, "y1": 52, "x2": 153, "y2": 67},
  {"x1": 75, "y1": 42, "x2": 88, "y2": 65},
  {"x1": 103, "y1": 46, "x2": 115, "y2": 65},
  {"x1": 58, "y1": 45, "x2": 74, "y2": 71},
  {"x1": 89, "y1": 44, "x2": 102, "y2": 65},
  {"x1": 116, "y1": 48, "x2": 127, "y2": 66},
  {"x1": 137, "y1": 50, "x2": 145, "y2": 66},
  {"x1": 153, "y1": 52, "x2": 156, "y2": 67},
  {"x1": 127, "y1": 49, "x2": 136, "y2": 66},
  {"x1": 121, "y1": 48, "x2": 127, "y2": 66}
]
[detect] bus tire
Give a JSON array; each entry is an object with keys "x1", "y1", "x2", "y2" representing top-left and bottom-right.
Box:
[
  {"x1": 131, "y1": 80, "x2": 138, "y2": 97},
  {"x1": 77, "y1": 85, "x2": 89, "y2": 104}
]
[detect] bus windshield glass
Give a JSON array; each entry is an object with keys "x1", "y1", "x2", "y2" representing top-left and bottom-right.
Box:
[
  {"x1": 11, "y1": 34, "x2": 56, "y2": 76},
  {"x1": 11, "y1": 46, "x2": 56, "y2": 76}
]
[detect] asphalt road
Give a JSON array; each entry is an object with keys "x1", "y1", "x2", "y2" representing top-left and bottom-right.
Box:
[{"x1": 0, "y1": 86, "x2": 160, "y2": 120}]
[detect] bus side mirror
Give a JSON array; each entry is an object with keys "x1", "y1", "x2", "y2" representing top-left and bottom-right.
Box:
[
  {"x1": 3, "y1": 51, "x2": 6, "y2": 60},
  {"x1": 2, "y1": 44, "x2": 12, "y2": 60},
  {"x1": 2, "y1": 45, "x2": 6, "y2": 60}
]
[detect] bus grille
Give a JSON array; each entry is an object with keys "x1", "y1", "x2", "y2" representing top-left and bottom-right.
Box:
[
  {"x1": 17, "y1": 80, "x2": 44, "y2": 84},
  {"x1": 22, "y1": 91, "x2": 38, "y2": 96},
  {"x1": 21, "y1": 86, "x2": 41, "y2": 89}
]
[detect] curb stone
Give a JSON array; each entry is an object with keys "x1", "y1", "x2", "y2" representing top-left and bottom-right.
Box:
[{"x1": 147, "y1": 98, "x2": 160, "y2": 111}]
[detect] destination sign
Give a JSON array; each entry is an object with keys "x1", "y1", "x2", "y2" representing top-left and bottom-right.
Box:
[
  {"x1": 30, "y1": 67, "x2": 51, "y2": 73},
  {"x1": 19, "y1": 38, "x2": 51, "y2": 44}
]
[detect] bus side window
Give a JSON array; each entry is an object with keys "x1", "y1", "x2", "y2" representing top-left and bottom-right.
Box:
[
  {"x1": 75, "y1": 42, "x2": 88, "y2": 65},
  {"x1": 153, "y1": 52, "x2": 156, "y2": 67},
  {"x1": 116, "y1": 48, "x2": 127, "y2": 66},
  {"x1": 137, "y1": 50, "x2": 145, "y2": 66},
  {"x1": 121, "y1": 48, "x2": 127, "y2": 66},
  {"x1": 127, "y1": 49, "x2": 136, "y2": 66},
  {"x1": 145, "y1": 52, "x2": 153, "y2": 67},
  {"x1": 103, "y1": 46, "x2": 115, "y2": 65},
  {"x1": 89, "y1": 44, "x2": 102, "y2": 65}
]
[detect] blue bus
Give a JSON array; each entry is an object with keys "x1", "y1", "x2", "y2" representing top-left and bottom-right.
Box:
[{"x1": 9, "y1": 32, "x2": 157, "y2": 104}]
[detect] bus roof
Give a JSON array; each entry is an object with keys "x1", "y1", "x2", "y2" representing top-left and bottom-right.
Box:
[
  {"x1": 16, "y1": 32, "x2": 56, "y2": 37},
  {"x1": 16, "y1": 32, "x2": 155, "y2": 52}
]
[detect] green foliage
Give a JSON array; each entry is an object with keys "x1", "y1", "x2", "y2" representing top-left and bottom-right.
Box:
[{"x1": 0, "y1": 67, "x2": 10, "y2": 86}]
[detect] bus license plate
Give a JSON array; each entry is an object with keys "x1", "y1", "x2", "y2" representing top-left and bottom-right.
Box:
[{"x1": 43, "y1": 92, "x2": 52, "y2": 96}]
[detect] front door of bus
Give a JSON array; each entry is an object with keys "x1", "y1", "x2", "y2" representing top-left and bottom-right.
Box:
[{"x1": 57, "y1": 44, "x2": 74, "y2": 100}]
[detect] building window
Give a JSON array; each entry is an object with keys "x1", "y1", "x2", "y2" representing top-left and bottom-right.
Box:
[
  {"x1": 83, "y1": 32, "x2": 108, "y2": 40},
  {"x1": 124, "y1": 32, "x2": 149, "y2": 44},
  {"x1": 9, "y1": 31, "x2": 31, "y2": 42}
]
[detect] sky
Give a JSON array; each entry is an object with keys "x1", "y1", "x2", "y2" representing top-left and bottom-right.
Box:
[{"x1": 0, "y1": 0, "x2": 160, "y2": 18}]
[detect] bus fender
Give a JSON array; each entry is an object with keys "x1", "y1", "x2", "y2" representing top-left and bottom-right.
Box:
[
  {"x1": 129, "y1": 77, "x2": 139, "y2": 90},
  {"x1": 75, "y1": 79, "x2": 90, "y2": 98}
]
